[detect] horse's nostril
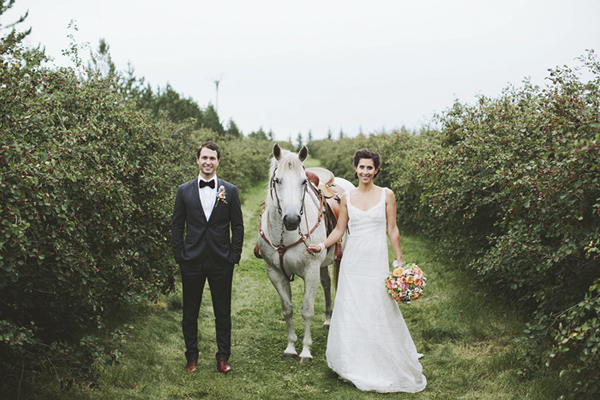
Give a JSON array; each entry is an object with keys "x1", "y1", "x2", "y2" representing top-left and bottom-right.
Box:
[{"x1": 283, "y1": 215, "x2": 301, "y2": 230}]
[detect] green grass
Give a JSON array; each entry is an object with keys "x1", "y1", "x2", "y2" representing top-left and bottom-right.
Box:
[{"x1": 24, "y1": 158, "x2": 569, "y2": 399}]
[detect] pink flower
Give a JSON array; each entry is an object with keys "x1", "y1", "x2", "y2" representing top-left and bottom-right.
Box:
[{"x1": 386, "y1": 263, "x2": 427, "y2": 304}]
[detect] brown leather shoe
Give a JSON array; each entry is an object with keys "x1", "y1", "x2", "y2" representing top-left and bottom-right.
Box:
[
  {"x1": 184, "y1": 359, "x2": 197, "y2": 372},
  {"x1": 217, "y1": 358, "x2": 232, "y2": 373}
]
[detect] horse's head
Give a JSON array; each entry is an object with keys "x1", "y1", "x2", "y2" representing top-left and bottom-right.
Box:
[{"x1": 269, "y1": 143, "x2": 309, "y2": 231}]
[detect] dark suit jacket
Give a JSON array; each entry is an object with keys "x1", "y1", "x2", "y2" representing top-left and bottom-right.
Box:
[{"x1": 171, "y1": 178, "x2": 244, "y2": 267}]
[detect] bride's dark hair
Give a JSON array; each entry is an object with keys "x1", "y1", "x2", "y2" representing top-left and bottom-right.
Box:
[{"x1": 352, "y1": 148, "x2": 381, "y2": 179}]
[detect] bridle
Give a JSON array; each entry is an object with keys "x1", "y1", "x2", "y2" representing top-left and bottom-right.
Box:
[
  {"x1": 259, "y1": 166, "x2": 325, "y2": 281},
  {"x1": 268, "y1": 166, "x2": 308, "y2": 217}
]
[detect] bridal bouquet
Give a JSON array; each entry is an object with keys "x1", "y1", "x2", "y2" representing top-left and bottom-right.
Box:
[{"x1": 385, "y1": 263, "x2": 427, "y2": 304}]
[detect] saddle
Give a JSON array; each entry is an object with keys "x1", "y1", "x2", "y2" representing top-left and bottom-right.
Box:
[
  {"x1": 305, "y1": 167, "x2": 345, "y2": 199},
  {"x1": 306, "y1": 168, "x2": 344, "y2": 262},
  {"x1": 305, "y1": 168, "x2": 337, "y2": 230},
  {"x1": 254, "y1": 167, "x2": 346, "y2": 262}
]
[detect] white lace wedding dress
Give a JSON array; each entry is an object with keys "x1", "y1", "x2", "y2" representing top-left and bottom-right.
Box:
[{"x1": 326, "y1": 189, "x2": 427, "y2": 393}]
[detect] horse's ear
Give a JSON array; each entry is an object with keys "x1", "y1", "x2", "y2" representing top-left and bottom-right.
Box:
[
  {"x1": 273, "y1": 143, "x2": 281, "y2": 160},
  {"x1": 298, "y1": 146, "x2": 308, "y2": 162}
]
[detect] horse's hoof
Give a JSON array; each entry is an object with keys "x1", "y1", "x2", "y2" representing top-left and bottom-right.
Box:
[
  {"x1": 299, "y1": 357, "x2": 312, "y2": 364},
  {"x1": 322, "y1": 324, "x2": 330, "y2": 331},
  {"x1": 282, "y1": 353, "x2": 298, "y2": 360}
]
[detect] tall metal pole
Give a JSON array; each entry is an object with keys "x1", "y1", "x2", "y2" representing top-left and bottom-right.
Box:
[{"x1": 213, "y1": 78, "x2": 221, "y2": 114}]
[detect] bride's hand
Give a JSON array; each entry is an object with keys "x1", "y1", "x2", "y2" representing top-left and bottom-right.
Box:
[{"x1": 307, "y1": 243, "x2": 325, "y2": 254}]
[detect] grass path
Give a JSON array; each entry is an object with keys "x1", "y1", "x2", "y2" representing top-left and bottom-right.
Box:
[{"x1": 48, "y1": 157, "x2": 567, "y2": 399}]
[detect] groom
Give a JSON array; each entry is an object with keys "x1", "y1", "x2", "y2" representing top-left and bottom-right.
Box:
[{"x1": 171, "y1": 141, "x2": 244, "y2": 374}]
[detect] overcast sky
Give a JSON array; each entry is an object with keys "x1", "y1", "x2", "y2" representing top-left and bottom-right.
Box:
[{"x1": 4, "y1": 0, "x2": 600, "y2": 140}]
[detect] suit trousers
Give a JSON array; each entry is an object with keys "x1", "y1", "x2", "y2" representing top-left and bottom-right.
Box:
[{"x1": 180, "y1": 255, "x2": 234, "y2": 362}]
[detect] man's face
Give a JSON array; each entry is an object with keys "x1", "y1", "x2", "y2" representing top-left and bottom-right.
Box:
[{"x1": 197, "y1": 147, "x2": 219, "y2": 179}]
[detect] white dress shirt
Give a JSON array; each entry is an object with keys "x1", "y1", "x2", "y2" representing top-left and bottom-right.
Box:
[{"x1": 198, "y1": 175, "x2": 217, "y2": 220}]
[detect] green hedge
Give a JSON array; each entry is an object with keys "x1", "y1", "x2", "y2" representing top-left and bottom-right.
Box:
[
  {"x1": 0, "y1": 34, "x2": 272, "y2": 390},
  {"x1": 0, "y1": 38, "x2": 186, "y2": 385},
  {"x1": 310, "y1": 52, "x2": 600, "y2": 397},
  {"x1": 393, "y1": 52, "x2": 600, "y2": 398},
  {"x1": 217, "y1": 137, "x2": 274, "y2": 196},
  {"x1": 308, "y1": 128, "x2": 437, "y2": 195}
]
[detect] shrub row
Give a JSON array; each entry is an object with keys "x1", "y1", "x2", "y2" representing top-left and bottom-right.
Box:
[
  {"x1": 0, "y1": 37, "x2": 186, "y2": 387},
  {"x1": 0, "y1": 34, "x2": 272, "y2": 390},
  {"x1": 309, "y1": 52, "x2": 599, "y2": 398},
  {"x1": 392, "y1": 52, "x2": 600, "y2": 398},
  {"x1": 308, "y1": 128, "x2": 437, "y2": 192}
]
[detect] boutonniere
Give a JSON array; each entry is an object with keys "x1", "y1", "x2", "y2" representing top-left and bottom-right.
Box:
[{"x1": 215, "y1": 185, "x2": 228, "y2": 207}]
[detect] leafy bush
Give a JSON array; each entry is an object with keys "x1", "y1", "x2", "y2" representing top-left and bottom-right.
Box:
[
  {"x1": 394, "y1": 51, "x2": 600, "y2": 398},
  {"x1": 308, "y1": 136, "x2": 365, "y2": 180},
  {"x1": 0, "y1": 34, "x2": 189, "y2": 388},
  {"x1": 217, "y1": 137, "x2": 273, "y2": 195},
  {"x1": 308, "y1": 128, "x2": 436, "y2": 195},
  {"x1": 0, "y1": 25, "x2": 274, "y2": 391}
]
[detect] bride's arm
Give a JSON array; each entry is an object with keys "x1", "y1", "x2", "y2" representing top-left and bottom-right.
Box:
[
  {"x1": 307, "y1": 194, "x2": 349, "y2": 254},
  {"x1": 385, "y1": 188, "x2": 403, "y2": 266}
]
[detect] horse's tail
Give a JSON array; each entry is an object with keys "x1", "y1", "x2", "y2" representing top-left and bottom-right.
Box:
[
  {"x1": 333, "y1": 259, "x2": 340, "y2": 290},
  {"x1": 332, "y1": 240, "x2": 344, "y2": 289}
]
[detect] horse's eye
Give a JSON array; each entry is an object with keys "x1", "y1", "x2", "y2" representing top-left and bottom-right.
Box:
[
  {"x1": 273, "y1": 177, "x2": 279, "y2": 184},
  {"x1": 302, "y1": 179, "x2": 308, "y2": 185}
]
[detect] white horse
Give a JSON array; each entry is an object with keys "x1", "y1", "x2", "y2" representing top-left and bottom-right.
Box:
[{"x1": 258, "y1": 143, "x2": 342, "y2": 363}]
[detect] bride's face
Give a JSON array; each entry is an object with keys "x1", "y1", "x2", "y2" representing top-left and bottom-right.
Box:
[{"x1": 355, "y1": 158, "x2": 378, "y2": 184}]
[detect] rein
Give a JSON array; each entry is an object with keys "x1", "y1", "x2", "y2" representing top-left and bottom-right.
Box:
[{"x1": 260, "y1": 172, "x2": 325, "y2": 281}]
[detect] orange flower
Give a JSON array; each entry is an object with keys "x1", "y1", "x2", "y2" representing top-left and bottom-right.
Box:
[
  {"x1": 392, "y1": 267, "x2": 405, "y2": 277},
  {"x1": 414, "y1": 277, "x2": 423, "y2": 287}
]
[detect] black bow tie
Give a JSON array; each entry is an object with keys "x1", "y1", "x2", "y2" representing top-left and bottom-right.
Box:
[{"x1": 199, "y1": 180, "x2": 215, "y2": 189}]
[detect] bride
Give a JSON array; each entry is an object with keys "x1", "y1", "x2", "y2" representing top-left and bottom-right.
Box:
[{"x1": 308, "y1": 148, "x2": 426, "y2": 393}]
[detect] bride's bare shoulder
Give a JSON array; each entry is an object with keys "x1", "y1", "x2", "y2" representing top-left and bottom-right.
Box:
[{"x1": 384, "y1": 187, "x2": 396, "y2": 202}]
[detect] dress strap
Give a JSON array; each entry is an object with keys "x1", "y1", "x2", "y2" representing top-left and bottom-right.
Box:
[
  {"x1": 379, "y1": 187, "x2": 387, "y2": 205},
  {"x1": 345, "y1": 190, "x2": 352, "y2": 206}
]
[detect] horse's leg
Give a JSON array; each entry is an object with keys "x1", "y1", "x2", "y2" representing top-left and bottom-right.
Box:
[
  {"x1": 320, "y1": 265, "x2": 332, "y2": 330},
  {"x1": 266, "y1": 266, "x2": 298, "y2": 359},
  {"x1": 298, "y1": 265, "x2": 320, "y2": 363}
]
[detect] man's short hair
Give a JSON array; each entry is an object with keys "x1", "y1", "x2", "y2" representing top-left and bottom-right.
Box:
[{"x1": 196, "y1": 141, "x2": 221, "y2": 159}]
